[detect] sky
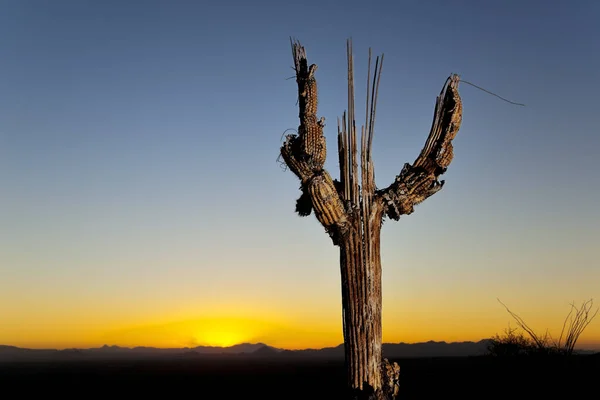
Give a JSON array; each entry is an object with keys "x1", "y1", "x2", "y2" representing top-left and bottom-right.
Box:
[{"x1": 1, "y1": 0, "x2": 599, "y2": 350}]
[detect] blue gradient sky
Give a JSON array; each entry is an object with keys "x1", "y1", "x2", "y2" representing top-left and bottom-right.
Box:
[{"x1": 1, "y1": 0, "x2": 599, "y2": 349}]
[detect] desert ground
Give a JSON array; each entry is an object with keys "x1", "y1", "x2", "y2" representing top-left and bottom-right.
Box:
[{"x1": 1, "y1": 354, "x2": 598, "y2": 399}]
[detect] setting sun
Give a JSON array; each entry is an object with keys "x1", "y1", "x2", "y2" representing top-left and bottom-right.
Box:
[
  {"x1": 198, "y1": 330, "x2": 246, "y2": 347},
  {"x1": 189, "y1": 317, "x2": 267, "y2": 347},
  {"x1": 194, "y1": 319, "x2": 254, "y2": 347}
]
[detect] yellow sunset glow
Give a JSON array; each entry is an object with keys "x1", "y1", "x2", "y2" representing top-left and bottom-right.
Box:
[
  {"x1": 193, "y1": 318, "x2": 258, "y2": 347},
  {"x1": 1, "y1": 302, "x2": 599, "y2": 350},
  {"x1": 198, "y1": 330, "x2": 246, "y2": 347}
]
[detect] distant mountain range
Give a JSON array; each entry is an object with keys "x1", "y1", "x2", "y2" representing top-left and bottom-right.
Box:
[
  {"x1": 1, "y1": 340, "x2": 490, "y2": 362},
  {"x1": 2, "y1": 340, "x2": 597, "y2": 362}
]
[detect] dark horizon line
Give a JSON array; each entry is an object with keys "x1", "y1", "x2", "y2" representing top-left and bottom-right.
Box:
[
  {"x1": 1, "y1": 338, "x2": 496, "y2": 352},
  {"x1": 3, "y1": 338, "x2": 600, "y2": 352}
]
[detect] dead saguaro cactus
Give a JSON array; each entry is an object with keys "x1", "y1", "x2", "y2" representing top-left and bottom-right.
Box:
[{"x1": 280, "y1": 38, "x2": 463, "y2": 399}]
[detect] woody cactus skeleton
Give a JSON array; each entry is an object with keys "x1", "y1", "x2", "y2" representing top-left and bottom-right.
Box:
[{"x1": 280, "y1": 39, "x2": 462, "y2": 400}]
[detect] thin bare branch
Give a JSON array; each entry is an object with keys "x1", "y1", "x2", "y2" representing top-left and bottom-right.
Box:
[
  {"x1": 365, "y1": 48, "x2": 372, "y2": 151},
  {"x1": 558, "y1": 302, "x2": 575, "y2": 349},
  {"x1": 563, "y1": 299, "x2": 598, "y2": 354},
  {"x1": 368, "y1": 54, "x2": 383, "y2": 166},
  {"x1": 338, "y1": 116, "x2": 347, "y2": 201},
  {"x1": 341, "y1": 112, "x2": 350, "y2": 203},
  {"x1": 346, "y1": 39, "x2": 359, "y2": 208},
  {"x1": 497, "y1": 298, "x2": 547, "y2": 349},
  {"x1": 367, "y1": 54, "x2": 383, "y2": 199}
]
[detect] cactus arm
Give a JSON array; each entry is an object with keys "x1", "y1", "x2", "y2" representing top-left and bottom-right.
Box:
[
  {"x1": 280, "y1": 39, "x2": 347, "y2": 244},
  {"x1": 375, "y1": 75, "x2": 463, "y2": 220}
]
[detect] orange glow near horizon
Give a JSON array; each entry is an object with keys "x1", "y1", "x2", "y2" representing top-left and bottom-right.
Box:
[{"x1": 2, "y1": 306, "x2": 599, "y2": 350}]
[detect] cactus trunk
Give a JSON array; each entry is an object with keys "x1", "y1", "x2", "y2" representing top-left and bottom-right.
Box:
[{"x1": 339, "y1": 206, "x2": 391, "y2": 399}]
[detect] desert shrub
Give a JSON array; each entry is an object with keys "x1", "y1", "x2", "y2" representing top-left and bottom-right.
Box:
[
  {"x1": 487, "y1": 326, "x2": 538, "y2": 357},
  {"x1": 488, "y1": 299, "x2": 598, "y2": 357}
]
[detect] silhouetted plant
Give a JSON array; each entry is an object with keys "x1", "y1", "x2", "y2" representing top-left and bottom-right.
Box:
[
  {"x1": 487, "y1": 326, "x2": 547, "y2": 357},
  {"x1": 279, "y1": 39, "x2": 463, "y2": 399},
  {"x1": 489, "y1": 298, "x2": 598, "y2": 357},
  {"x1": 555, "y1": 299, "x2": 598, "y2": 355}
]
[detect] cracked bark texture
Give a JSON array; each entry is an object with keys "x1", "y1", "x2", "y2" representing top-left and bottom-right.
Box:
[{"x1": 280, "y1": 39, "x2": 462, "y2": 400}]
